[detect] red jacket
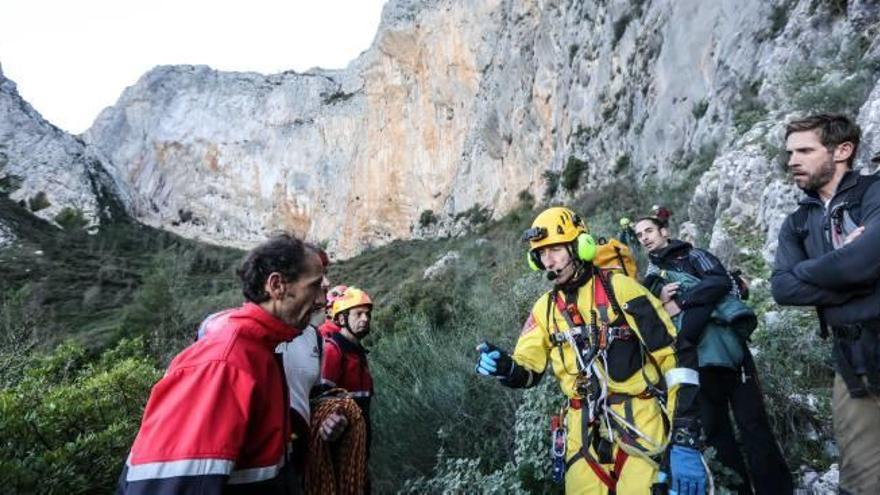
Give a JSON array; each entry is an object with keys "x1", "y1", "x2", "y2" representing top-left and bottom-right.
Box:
[
  {"x1": 321, "y1": 333, "x2": 373, "y2": 423},
  {"x1": 117, "y1": 303, "x2": 300, "y2": 494},
  {"x1": 317, "y1": 319, "x2": 342, "y2": 338}
]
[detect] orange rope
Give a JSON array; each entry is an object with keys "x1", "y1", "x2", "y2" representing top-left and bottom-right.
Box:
[{"x1": 305, "y1": 394, "x2": 368, "y2": 495}]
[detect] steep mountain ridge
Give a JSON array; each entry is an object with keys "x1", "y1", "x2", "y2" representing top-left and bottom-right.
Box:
[
  {"x1": 0, "y1": 65, "x2": 128, "y2": 236},
  {"x1": 3, "y1": 1, "x2": 880, "y2": 264}
]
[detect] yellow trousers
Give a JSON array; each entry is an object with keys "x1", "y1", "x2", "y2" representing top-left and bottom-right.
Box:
[{"x1": 563, "y1": 397, "x2": 667, "y2": 495}]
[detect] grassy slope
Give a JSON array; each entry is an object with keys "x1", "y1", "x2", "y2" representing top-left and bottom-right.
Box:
[{"x1": 0, "y1": 196, "x2": 243, "y2": 349}]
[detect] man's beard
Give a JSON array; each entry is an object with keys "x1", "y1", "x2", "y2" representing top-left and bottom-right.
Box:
[{"x1": 801, "y1": 156, "x2": 836, "y2": 192}]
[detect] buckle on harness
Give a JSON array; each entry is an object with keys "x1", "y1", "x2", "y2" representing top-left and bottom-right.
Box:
[
  {"x1": 551, "y1": 326, "x2": 633, "y2": 346},
  {"x1": 551, "y1": 326, "x2": 585, "y2": 345}
]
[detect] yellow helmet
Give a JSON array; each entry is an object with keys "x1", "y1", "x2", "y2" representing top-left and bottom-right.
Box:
[
  {"x1": 330, "y1": 287, "x2": 373, "y2": 318},
  {"x1": 523, "y1": 207, "x2": 596, "y2": 270}
]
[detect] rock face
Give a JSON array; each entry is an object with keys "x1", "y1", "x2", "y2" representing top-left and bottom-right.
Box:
[
  {"x1": 49, "y1": 1, "x2": 880, "y2": 256},
  {"x1": 0, "y1": 65, "x2": 127, "y2": 229}
]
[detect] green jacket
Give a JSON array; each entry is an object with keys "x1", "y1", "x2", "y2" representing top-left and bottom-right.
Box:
[{"x1": 660, "y1": 269, "x2": 757, "y2": 369}]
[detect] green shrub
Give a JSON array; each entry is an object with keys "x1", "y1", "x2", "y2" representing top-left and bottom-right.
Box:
[
  {"x1": 419, "y1": 209, "x2": 438, "y2": 228},
  {"x1": 28, "y1": 191, "x2": 50, "y2": 212},
  {"x1": 0, "y1": 152, "x2": 22, "y2": 195},
  {"x1": 780, "y1": 35, "x2": 880, "y2": 115},
  {"x1": 783, "y1": 65, "x2": 876, "y2": 115},
  {"x1": 749, "y1": 287, "x2": 835, "y2": 468},
  {"x1": 55, "y1": 207, "x2": 89, "y2": 230},
  {"x1": 615, "y1": 153, "x2": 631, "y2": 174},
  {"x1": 518, "y1": 190, "x2": 536, "y2": 210},
  {"x1": 732, "y1": 82, "x2": 767, "y2": 135},
  {"x1": 768, "y1": 4, "x2": 789, "y2": 38},
  {"x1": 455, "y1": 204, "x2": 492, "y2": 227},
  {"x1": 692, "y1": 99, "x2": 709, "y2": 119},
  {"x1": 0, "y1": 338, "x2": 161, "y2": 493},
  {"x1": 613, "y1": 13, "x2": 632, "y2": 45},
  {"x1": 562, "y1": 156, "x2": 588, "y2": 192},
  {"x1": 543, "y1": 170, "x2": 560, "y2": 199}
]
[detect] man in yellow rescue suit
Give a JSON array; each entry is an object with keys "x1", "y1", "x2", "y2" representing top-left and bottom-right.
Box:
[{"x1": 476, "y1": 207, "x2": 706, "y2": 494}]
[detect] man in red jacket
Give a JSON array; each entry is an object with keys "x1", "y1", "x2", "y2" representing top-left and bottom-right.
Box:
[
  {"x1": 321, "y1": 287, "x2": 375, "y2": 439},
  {"x1": 117, "y1": 233, "x2": 328, "y2": 495}
]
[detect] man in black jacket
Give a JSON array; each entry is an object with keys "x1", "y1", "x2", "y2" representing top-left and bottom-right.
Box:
[
  {"x1": 636, "y1": 215, "x2": 791, "y2": 495},
  {"x1": 771, "y1": 114, "x2": 880, "y2": 495}
]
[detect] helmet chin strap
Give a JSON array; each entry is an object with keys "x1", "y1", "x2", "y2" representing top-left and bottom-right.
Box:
[
  {"x1": 339, "y1": 313, "x2": 368, "y2": 340},
  {"x1": 548, "y1": 245, "x2": 586, "y2": 283}
]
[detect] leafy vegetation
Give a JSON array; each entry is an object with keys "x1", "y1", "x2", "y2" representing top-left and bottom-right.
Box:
[
  {"x1": 418, "y1": 209, "x2": 438, "y2": 228},
  {"x1": 28, "y1": 191, "x2": 50, "y2": 212},
  {"x1": 692, "y1": 99, "x2": 709, "y2": 120},
  {"x1": 732, "y1": 81, "x2": 767, "y2": 136},
  {"x1": 542, "y1": 170, "x2": 560, "y2": 199},
  {"x1": 0, "y1": 294, "x2": 162, "y2": 493},
  {"x1": 779, "y1": 33, "x2": 880, "y2": 115},
  {"x1": 562, "y1": 156, "x2": 588, "y2": 192}
]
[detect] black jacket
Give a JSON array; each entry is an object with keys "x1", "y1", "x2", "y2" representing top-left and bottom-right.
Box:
[
  {"x1": 645, "y1": 240, "x2": 733, "y2": 309},
  {"x1": 771, "y1": 171, "x2": 880, "y2": 326}
]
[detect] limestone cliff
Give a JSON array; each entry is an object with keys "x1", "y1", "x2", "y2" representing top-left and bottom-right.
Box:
[
  {"x1": 71, "y1": 1, "x2": 880, "y2": 257},
  {"x1": 0, "y1": 65, "x2": 128, "y2": 232}
]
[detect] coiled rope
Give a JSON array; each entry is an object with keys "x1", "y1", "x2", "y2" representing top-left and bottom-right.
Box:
[{"x1": 305, "y1": 393, "x2": 368, "y2": 495}]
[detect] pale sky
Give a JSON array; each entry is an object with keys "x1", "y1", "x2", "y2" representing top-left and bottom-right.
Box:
[{"x1": 0, "y1": 0, "x2": 387, "y2": 133}]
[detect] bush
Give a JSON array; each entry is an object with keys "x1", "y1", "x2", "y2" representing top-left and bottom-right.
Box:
[
  {"x1": 455, "y1": 204, "x2": 492, "y2": 227},
  {"x1": 782, "y1": 63, "x2": 877, "y2": 115},
  {"x1": 732, "y1": 82, "x2": 767, "y2": 135},
  {"x1": 419, "y1": 209, "x2": 438, "y2": 228},
  {"x1": 543, "y1": 171, "x2": 560, "y2": 199},
  {"x1": 0, "y1": 338, "x2": 161, "y2": 493},
  {"x1": 562, "y1": 156, "x2": 588, "y2": 192},
  {"x1": 368, "y1": 265, "x2": 546, "y2": 492},
  {"x1": 28, "y1": 191, "x2": 50, "y2": 212},
  {"x1": 613, "y1": 13, "x2": 632, "y2": 45},
  {"x1": 0, "y1": 152, "x2": 22, "y2": 196},
  {"x1": 768, "y1": 4, "x2": 789, "y2": 38},
  {"x1": 780, "y1": 35, "x2": 880, "y2": 115},
  {"x1": 55, "y1": 207, "x2": 89, "y2": 230},
  {"x1": 749, "y1": 287, "x2": 835, "y2": 469},
  {"x1": 615, "y1": 153, "x2": 631, "y2": 174},
  {"x1": 518, "y1": 190, "x2": 536, "y2": 210},
  {"x1": 692, "y1": 99, "x2": 709, "y2": 119}
]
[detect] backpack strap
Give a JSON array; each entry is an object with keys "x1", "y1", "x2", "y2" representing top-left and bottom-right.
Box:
[
  {"x1": 841, "y1": 173, "x2": 880, "y2": 225},
  {"x1": 324, "y1": 335, "x2": 349, "y2": 386}
]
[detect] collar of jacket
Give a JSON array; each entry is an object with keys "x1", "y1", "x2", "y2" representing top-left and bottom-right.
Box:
[
  {"x1": 319, "y1": 320, "x2": 342, "y2": 334},
  {"x1": 228, "y1": 302, "x2": 303, "y2": 347},
  {"x1": 798, "y1": 169, "x2": 860, "y2": 207},
  {"x1": 649, "y1": 238, "x2": 691, "y2": 263},
  {"x1": 331, "y1": 331, "x2": 369, "y2": 355}
]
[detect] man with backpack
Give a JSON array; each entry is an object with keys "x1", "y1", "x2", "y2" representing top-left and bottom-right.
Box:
[
  {"x1": 771, "y1": 114, "x2": 880, "y2": 494},
  {"x1": 476, "y1": 206, "x2": 706, "y2": 494},
  {"x1": 635, "y1": 212, "x2": 791, "y2": 494}
]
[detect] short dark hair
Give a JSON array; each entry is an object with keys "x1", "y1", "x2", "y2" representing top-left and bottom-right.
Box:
[
  {"x1": 237, "y1": 233, "x2": 315, "y2": 303},
  {"x1": 785, "y1": 114, "x2": 861, "y2": 168}
]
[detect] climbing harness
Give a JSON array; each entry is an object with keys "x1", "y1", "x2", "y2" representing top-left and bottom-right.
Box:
[{"x1": 545, "y1": 270, "x2": 672, "y2": 492}]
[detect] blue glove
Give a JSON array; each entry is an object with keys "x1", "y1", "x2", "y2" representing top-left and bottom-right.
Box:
[
  {"x1": 475, "y1": 342, "x2": 513, "y2": 377},
  {"x1": 669, "y1": 445, "x2": 706, "y2": 495}
]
